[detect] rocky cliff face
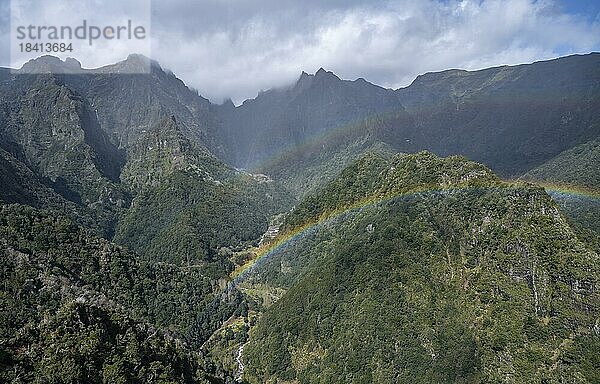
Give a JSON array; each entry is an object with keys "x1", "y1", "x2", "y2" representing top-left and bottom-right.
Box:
[
  {"x1": 1, "y1": 74, "x2": 125, "y2": 204},
  {"x1": 217, "y1": 67, "x2": 403, "y2": 169},
  {"x1": 217, "y1": 54, "x2": 600, "y2": 193}
]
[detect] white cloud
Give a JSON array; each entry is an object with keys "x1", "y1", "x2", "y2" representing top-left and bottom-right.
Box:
[
  {"x1": 4, "y1": 0, "x2": 151, "y2": 71},
  {"x1": 2, "y1": 0, "x2": 599, "y2": 103},
  {"x1": 149, "y1": 0, "x2": 600, "y2": 103}
]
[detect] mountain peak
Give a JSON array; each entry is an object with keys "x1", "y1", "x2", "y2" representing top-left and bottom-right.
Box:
[
  {"x1": 314, "y1": 67, "x2": 340, "y2": 80},
  {"x1": 295, "y1": 70, "x2": 314, "y2": 89},
  {"x1": 125, "y1": 53, "x2": 153, "y2": 65},
  {"x1": 17, "y1": 54, "x2": 161, "y2": 75},
  {"x1": 95, "y1": 53, "x2": 159, "y2": 74},
  {"x1": 221, "y1": 98, "x2": 236, "y2": 109},
  {"x1": 18, "y1": 55, "x2": 83, "y2": 74},
  {"x1": 295, "y1": 67, "x2": 340, "y2": 90},
  {"x1": 119, "y1": 54, "x2": 157, "y2": 73}
]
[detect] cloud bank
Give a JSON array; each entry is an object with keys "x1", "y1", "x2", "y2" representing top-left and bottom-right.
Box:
[{"x1": 2, "y1": 0, "x2": 600, "y2": 103}]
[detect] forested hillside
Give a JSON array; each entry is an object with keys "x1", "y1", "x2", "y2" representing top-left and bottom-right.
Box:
[
  {"x1": 0, "y1": 57, "x2": 294, "y2": 383},
  {"x1": 523, "y1": 137, "x2": 600, "y2": 234},
  {"x1": 242, "y1": 152, "x2": 600, "y2": 383},
  {"x1": 0, "y1": 204, "x2": 224, "y2": 383}
]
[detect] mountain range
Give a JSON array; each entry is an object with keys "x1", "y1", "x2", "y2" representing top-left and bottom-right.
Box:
[
  {"x1": 0, "y1": 52, "x2": 598, "y2": 382},
  {"x1": 218, "y1": 53, "x2": 599, "y2": 179}
]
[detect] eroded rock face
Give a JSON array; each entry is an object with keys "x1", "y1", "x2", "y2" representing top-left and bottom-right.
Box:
[
  {"x1": 0, "y1": 56, "x2": 295, "y2": 247},
  {"x1": 1, "y1": 74, "x2": 126, "y2": 208}
]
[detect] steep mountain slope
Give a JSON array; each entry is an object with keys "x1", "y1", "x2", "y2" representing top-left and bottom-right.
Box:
[
  {"x1": 113, "y1": 115, "x2": 294, "y2": 265},
  {"x1": 0, "y1": 58, "x2": 296, "y2": 380},
  {"x1": 523, "y1": 137, "x2": 600, "y2": 234},
  {"x1": 523, "y1": 137, "x2": 599, "y2": 189},
  {"x1": 242, "y1": 152, "x2": 600, "y2": 383},
  {"x1": 9, "y1": 53, "x2": 597, "y2": 203},
  {"x1": 0, "y1": 204, "x2": 225, "y2": 383},
  {"x1": 1, "y1": 52, "x2": 598, "y2": 383},
  {"x1": 0, "y1": 56, "x2": 295, "y2": 254},
  {"x1": 0, "y1": 148, "x2": 115, "y2": 233},
  {"x1": 256, "y1": 111, "x2": 413, "y2": 198},
  {"x1": 115, "y1": 168, "x2": 293, "y2": 265},
  {"x1": 0, "y1": 72, "x2": 129, "y2": 236},
  {"x1": 119, "y1": 115, "x2": 230, "y2": 190},
  {"x1": 396, "y1": 53, "x2": 600, "y2": 176},
  {"x1": 217, "y1": 53, "x2": 599, "y2": 198},
  {"x1": 217, "y1": 68, "x2": 403, "y2": 169},
  {"x1": 18, "y1": 55, "x2": 223, "y2": 154},
  {"x1": 8, "y1": 74, "x2": 124, "y2": 186}
]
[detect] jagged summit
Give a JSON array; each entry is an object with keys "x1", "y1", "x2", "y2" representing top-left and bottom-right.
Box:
[
  {"x1": 296, "y1": 70, "x2": 311, "y2": 83},
  {"x1": 294, "y1": 70, "x2": 315, "y2": 91},
  {"x1": 96, "y1": 53, "x2": 159, "y2": 74},
  {"x1": 216, "y1": 65, "x2": 402, "y2": 170},
  {"x1": 16, "y1": 53, "x2": 161, "y2": 75},
  {"x1": 314, "y1": 67, "x2": 339, "y2": 80},
  {"x1": 295, "y1": 67, "x2": 341, "y2": 86},
  {"x1": 18, "y1": 55, "x2": 83, "y2": 74}
]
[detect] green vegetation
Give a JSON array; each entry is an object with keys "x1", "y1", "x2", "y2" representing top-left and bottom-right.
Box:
[
  {"x1": 0, "y1": 62, "x2": 295, "y2": 382},
  {"x1": 258, "y1": 112, "x2": 405, "y2": 198},
  {"x1": 2, "y1": 302, "x2": 209, "y2": 383},
  {"x1": 113, "y1": 115, "x2": 295, "y2": 266},
  {"x1": 523, "y1": 137, "x2": 600, "y2": 189},
  {"x1": 284, "y1": 151, "x2": 499, "y2": 229},
  {"x1": 1, "y1": 54, "x2": 599, "y2": 382},
  {"x1": 523, "y1": 137, "x2": 600, "y2": 234},
  {"x1": 0, "y1": 203, "x2": 237, "y2": 382},
  {"x1": 0, "y1": 147, "x2": 117, "y2": 235},
  {"x1": 115, "y1": 170, "x2": 293, "y2": 265},
  {"x1": 243, "y1": 153, "x2": 600, "y2": 383},
  {"x1": 546, "y1": 192, "x2": 600, "y2": 236}
]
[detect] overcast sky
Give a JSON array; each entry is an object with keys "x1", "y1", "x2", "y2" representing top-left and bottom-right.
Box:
[{"x1": 1, "y1": 0, "x2": 600, "y2": 104}]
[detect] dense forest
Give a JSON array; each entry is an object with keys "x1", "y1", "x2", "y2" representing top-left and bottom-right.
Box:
[{"x1": 243, "y1": 153, "x2": 600, "y2": 383}]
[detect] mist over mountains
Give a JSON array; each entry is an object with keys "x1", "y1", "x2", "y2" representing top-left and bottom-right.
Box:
[{"x1": 0, "y1": 52, "x2": 598, "y2": 382}]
